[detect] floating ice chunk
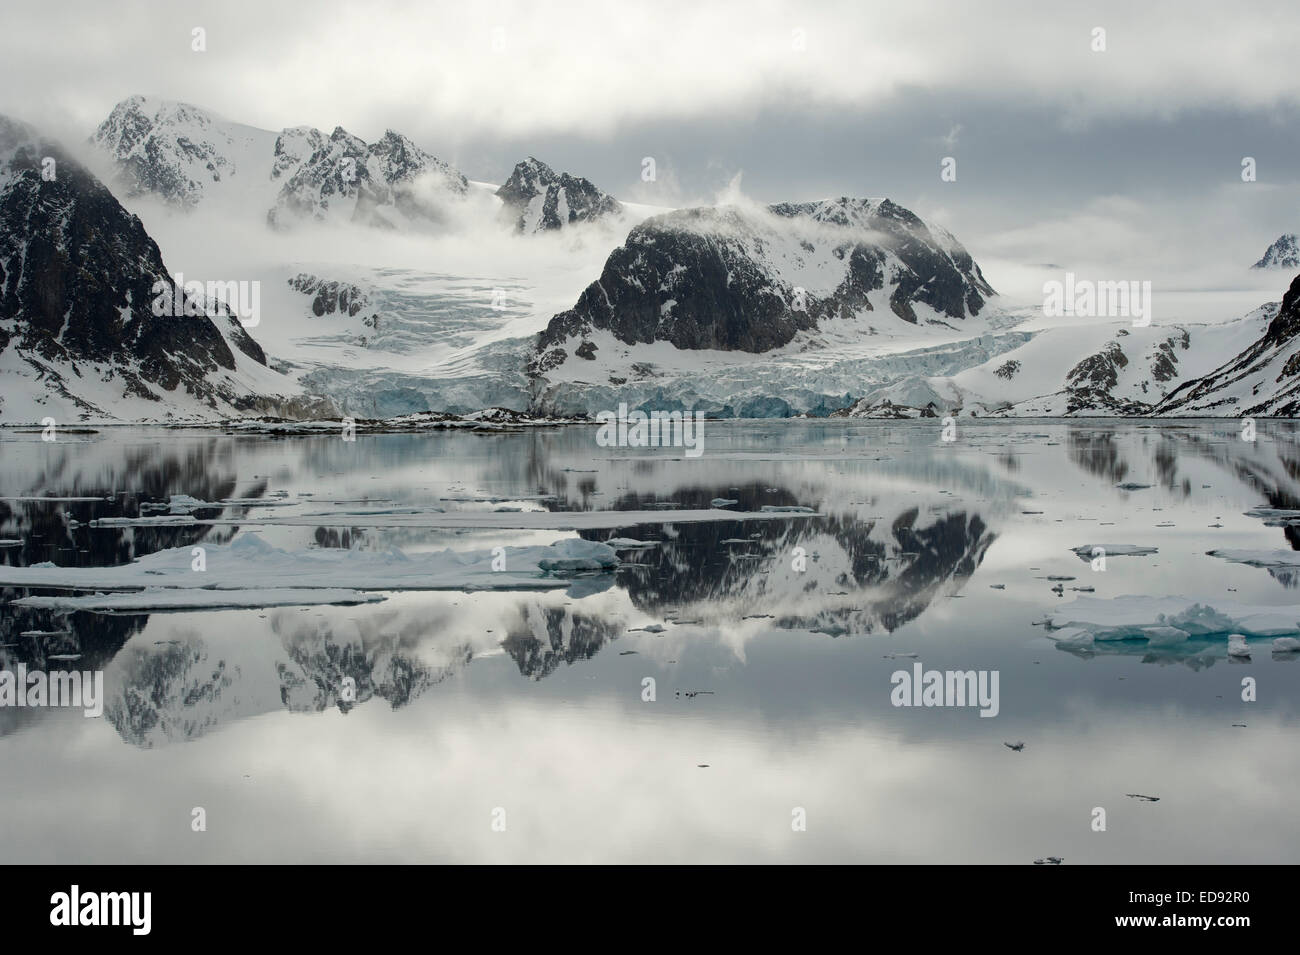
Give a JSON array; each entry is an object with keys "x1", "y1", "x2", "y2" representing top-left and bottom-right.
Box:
[
  {"x1": 711, "y1": 498, "x2": 739, "y2": 508},
  {"x1": 1047, "y1": 595, "x2": 1300, "y2": 642},
  {"x1": 1273, "y1": 637, "x2": 1300, "y2": 652},
  {"x1": 161, "y1": 493, "x2": 212, "y2": 514},
  {"x1": 13, "y1": 588, "x2": 383, "y2": 611},
  {"x1": 1070, "y1": 544, "x2": 1158, "y2": 560},
  {"x1": 1047, "y1": 627, "x2": 1094, "y2": 647},
  {"x1": 0, "y1": 534, "x2": 620, "y2": 596},
  {"x1": 91, "y1": 515, "x2": 198, "y2": 527},
  {"x1": 1142, "y1": 626, "x2": 1189, "y2": 646},
  {"x1": 143, "y1": 493, "x2": 297, "y2": 515},
  {"x1": 0, "y1": 496, "x2": 109, "y2": 502},
  {"x1": 1243, "y1": 507, "x2": 1300, "y2": 526},
  {"x1": 79, "y1": 508, "x2": 811, "y2": 531},
  {"x1": 537, "y1": 539, "x2": 622, "y2": 576},
  {"x1": 605, "y1": 538, "x2": 657, "y2": 549},
  {"x1": 1227, "y1": 634, "x2": 1251, "y2": 657},
  {"x1": 1207, "y1": 549, "x2": 1300, "y2": 569}
]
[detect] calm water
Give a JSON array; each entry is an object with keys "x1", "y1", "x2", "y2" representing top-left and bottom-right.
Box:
[{"x1": 1, "y1": 419, "x2": 1297, "y2": 863}]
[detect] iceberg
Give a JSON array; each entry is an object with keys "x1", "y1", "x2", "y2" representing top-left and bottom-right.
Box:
[
  {"x1": 1070, "y1": 544, "x2": 1158, "y2": 561},
  {"x1": 1046, "y1": 595, "x2": 1300, "y2": 642}
]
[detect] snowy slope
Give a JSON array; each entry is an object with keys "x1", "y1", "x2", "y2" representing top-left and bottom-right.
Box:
[
  {"x1": 267, "y1": 127, "x2": 470, "y2": 230},
  {"x1": 528, "y1": 196, "x2": 1002, "y2": 415},
  {"x1": 89, "y1": 96, "x2": 473, "y2": 231},
  {"x1": 89, "y1": 96, "x2": 277, "y2": 209},
  {"x1": 1156, "y1": 273, "x2": 1300, "y2": 416},
  {"x1": 0, "y1": 114, "x2": 320, "y2": 424},
  {"x1": 31, "y1": 96, "x2": 1299, "y2": 422}
]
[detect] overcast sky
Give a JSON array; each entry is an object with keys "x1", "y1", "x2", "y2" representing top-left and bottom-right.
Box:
[{"x1": 4, "y1": 0, "x2": 1299, "y2": 306}]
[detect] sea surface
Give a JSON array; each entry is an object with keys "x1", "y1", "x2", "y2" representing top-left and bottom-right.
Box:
[{"x1": 1, "y1": 419, "x2": 1297, "y2": 863}]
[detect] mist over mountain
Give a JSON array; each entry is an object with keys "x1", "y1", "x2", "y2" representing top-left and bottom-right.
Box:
[
  {"x1": 0, "y1": 113, "x2": 320, "y2": 422},
  {"x1": 0, "y1": 94, "x2": 1295, "y2": 422}
]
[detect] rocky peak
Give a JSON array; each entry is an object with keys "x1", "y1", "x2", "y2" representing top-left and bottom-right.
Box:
[
  {"x1": 0, "y1": 114, "x2": 313, "y2": 421},
  {"x1": 89, "y1": 96, "x2": 265, "y2": 208},
  {"x1": 495, "y1": 156, "x2": 621, "y2": 233},
  {"x1": 1252, "y1": 234, "x2": 1300, "y2": 270},
  {"x1": 267, "y1": 124, "x2": 466, "y2": 229},
  {"x1": 530, "y1": 195, "x2": 995, "y2": 378}
]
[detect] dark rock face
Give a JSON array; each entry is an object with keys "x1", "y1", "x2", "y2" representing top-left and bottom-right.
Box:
[
  {"x1": 1067, "y1": 341, "x2": 1128, "y2": 391},
  {"x1": 530, "y1": 197, "x2": 994, "y2": 373},
  {"x1": 0, "y1": 115, "x2": 272, "y2": 417},
  {"x1": 1149, "y1": 330, "x2": 1189, "y2": 383},
  {"x1": 1158, "y1": 273, "x2": 1300, "y2": 416},
  {"x1": 268, "y1": 126, "x2": 368, "y2": 225},
  {"x1": 1252, "y1": 234, "x2": 1300, "y2": 270},
  {"x1": 288, "y1": 273, "x2": 369, "y2": 317},
  {"x1": 1016, "y1": 328, "x2": 1192, "y2": 416},
  {"x1": 495, "y1": 157, "x2": 621, "y2": 233}
]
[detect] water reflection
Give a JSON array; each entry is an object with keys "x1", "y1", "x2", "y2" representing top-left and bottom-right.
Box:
[{"x1": 2, "y1": 421, "x2": 1299, "y2": 862}]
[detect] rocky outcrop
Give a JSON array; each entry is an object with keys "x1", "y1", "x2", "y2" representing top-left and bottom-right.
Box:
[
  {"x1": 89, "y1": 95, "x2": 268, "y2": 208},
  {"x1": 495, "y1": 157, "x2": 621, "y2": 233},
  {"x1": 1252, "y1": 234, "x2": 1300, "y2": 270},
  {"x1": 268, "y1": 127, "x2": 468, "y2": 229},
  {"x1": 0, "y1": 115, "x2": 307, "y2": 421},
  {"x1": 1157, "y1": 273, "x2": 1300, "y2": 416},
  {"x1": 529, "y1": 197, "x2": 995, "y2": 377}
]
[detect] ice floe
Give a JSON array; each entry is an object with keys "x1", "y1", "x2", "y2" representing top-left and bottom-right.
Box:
[
  {"x1": 81, "y1": 507, "x2": 816, "y2": 530},
  {"x1": 13, "y1": 588, "x2": 382, "y2": 611},
  {"x1": 1243, "y1": 507, "x2": 1300, "y2": 526},
  {"x1": 1070, "y1": 544, "x2": 1158, "y2": 560},
  {"x1": 140, "y1": 493, "x2": 296, "y2": 514},
  {"x1": 1045, "y1": 595, "x2": 1300, "y2": 642},
  {"x1": 0, "y1": 534, "x2": 622, "y2": 609},
  {"x1": 605, "y1": 538, "x2": 657, "y2": 549},
  {"x1": 1206, "y1": 548, "x2": 1300, "y2": 569}
]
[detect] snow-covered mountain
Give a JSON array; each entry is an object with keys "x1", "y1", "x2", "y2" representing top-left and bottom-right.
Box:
[
  {"x1": 822, "y1": 309, "x2": 1276, "y2": 419},
  {"x1": 267, "y1": 126, "x2": 469, "y2": 229},
  {"x1": 1252, "y1": 234, "x2": 1300, "y2": 270},
  {"x1": 89, "y1": 96, "x2": 275, "y2": 209},
  {"x1": 11, "y1": 95, "x2": 1294, "y2": 423},
  {"x1": 495, "y1": 157, "x2": 622, "y2": 233},
  {"x1": 526, "y1": 196, "x2": 1000, "y2": 414},
  {"x1": 1156, "y1": 273, "x2": 1300, "y2": 416},
  {"x1": 89, "y1": 96, "x2": 471, "y2": 231},
  {"x1": 0, "y1": 115, "x2": 322, "y2": 423}
]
